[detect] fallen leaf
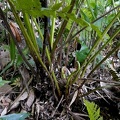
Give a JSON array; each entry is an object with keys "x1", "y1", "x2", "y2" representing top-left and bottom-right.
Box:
[
  {"x1": 17, "y1": 92, "x2": 28, "y2": 101},
  {"x1": 0, "y1": 50, "x2": 10, "y2": 70},
  {"x1": 1, "y1": 107, "x2": 8, "y2": 116},
  {"x1": 19, "y1": 67, "x2": 30, "y2": 91},
  {"x1": 10, "y1": 101, "x2": 19, "y2": 110},
  {"x1": 26, "y1": 89, "x2": 35, "y2": 108},
  {"x1": 10, "y1": 92, "x2": 28, "y2": 110},
  {"x1": 0, "y1": 84, "x2": 12, "y2": 96},
  {"x1": 69, "y1": 90, "x2": 78, "y2": 108}
]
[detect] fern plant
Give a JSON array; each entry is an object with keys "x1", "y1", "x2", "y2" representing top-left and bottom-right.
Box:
[
  {"x1": 84, "y1": 99, "x2": 103, "y2": 120},
  {"x1": 0, "y1": 0, "x2": 120, "y2": 99}
]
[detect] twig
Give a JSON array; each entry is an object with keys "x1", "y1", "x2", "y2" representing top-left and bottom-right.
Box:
[{"x1": 51, "y1": 95, "x2": 64, "y2": 117}]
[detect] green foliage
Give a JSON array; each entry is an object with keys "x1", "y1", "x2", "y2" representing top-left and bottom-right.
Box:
[
  {"x1": 0, "y1": 113, "x2": 30, "y2": 120},
  {"x1": 84, "y1": 99, "x2": 103, "y2": 120},
  {"x1": 76, "y1": 44, "x2": 89, "y2": 63},
  {"x1": 10, "y1": 0, "x2": 68, "y2": 18},
  {"x1": 0, "y1": 77, "x2": 10, "y2": 86},
  {"x1": 11, "y1": 0, "x2": 41, "y2": 12},
  {"x1": 36, "y1": 37, "x2": 43, "y2": 49}
]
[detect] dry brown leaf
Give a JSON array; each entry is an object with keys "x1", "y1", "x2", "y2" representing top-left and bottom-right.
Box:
[
  {"x1": 9, "y1": 22, "x2": 16, "y2": 38},
  {"x1": 9, "y1": 101, "x2": 19, "y2": 110},
  {"x1": 9, "y1": 92, "x2": 28, "y2": 110},
  {"x1": 19, "y1": 67, "x2": 30, "y2": 92},
  {"x1": 9, "y1": 22, "x2": 21, "y2": 42},
  {"x1": 26, "y1": 89, "x2": 35, "y2": 108},
  {"x1": 19, "y1": 67, "x2": 30, "y2": 83},
  {"x1": 0, "y1": 84, "x2": 12, "y2": 96},
  {"x1": 69, "y1": 90, "x2": 78, "y2": 108},
  {"x1": 1, "y1": 98, "x2": 11, "y2": 107},
  {"x1": 0, "y1": 50, "x2": 10, "y2": 70},
  {"x1": 17, "y1": 92, "x2": 28, "y2": 101},
  {"x1": 0, "y1": 96, "x2": 11, "y2": 113}
]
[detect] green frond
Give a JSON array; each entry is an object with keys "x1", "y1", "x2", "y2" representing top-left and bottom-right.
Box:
[{"x1": 84, "y1": 99, "x2": 103, "y2": 120}]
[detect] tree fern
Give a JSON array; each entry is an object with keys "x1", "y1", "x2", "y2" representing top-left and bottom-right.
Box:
[{"x1": 84, "y1": 99, "x2": 103, "y2": 120}]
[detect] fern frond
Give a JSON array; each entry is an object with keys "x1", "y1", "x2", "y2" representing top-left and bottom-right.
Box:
[{"x1": 84, "y1": 99, "x2": 103, "y2": 120}]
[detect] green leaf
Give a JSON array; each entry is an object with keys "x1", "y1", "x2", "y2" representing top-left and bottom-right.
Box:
[
  {"x1": 58, "y1": 12, "x2": 68, "y2": 20},
  {"x1": 10, "y1": 0, "x2": 57, "y2": 17},
  {"x1": 15, "y1": 54, "x2": 23, "y2": 67},
  {"x1": 28, "y1": 10, "x2": 44, "y2": 17},
  {"x1": 66, "y1": 19, "x2": 73, "y2": 30},
  {"x1": 10, "y1": 38, "x2": 16, "y2": 61},
  {"x1": 0, "y1": 113, "x2": 29, "y2": 120},
  {"x1": 76, "y1": 44, "x2": 89, "y2": 63},
  {"x1": 60, "y1": 5, "x2": 71, "y2": 13},
  {"x1": 93, "y1": 18, "x2": 104, "y2": 30},
  {"x1": 91, "y1": 24, "x2": 102, "y2": 38},
  {"x1": 36, "y1": 37, "x2": 43, "y2": 49},
  {"x1": 11, "y1": 0, "x2": 41, "y2": 12},
  {"x1": 15, "y1": 48, "x2": 29, "y2": 67},
  {"x1": 93, "y1": 3, "x2": 98, "y2": 17},
  {"x1": 0, "y1": 77, "x2": 10, "y2": 87},
  {"x1": 0, "y1": 62, "x2": 13, "y2": 76},
  {"x1": 84, "y1": 99, "x2": 103, "y2": 120},
  {"x1": 51, "y1": 2, "x2": 62, "y2": 11},
  {"x1": 80, "y1": 9, "x2": 90, "y2": 23},
  {"x1": 81, "y1": 8, "x2": 93, "y2": 21},
  {"x1": 41, "y1": 8, "x2": 56, "y2": 17},
  {"x1": 66, "y1": 13, "x2": 90, "y2": 27}
]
